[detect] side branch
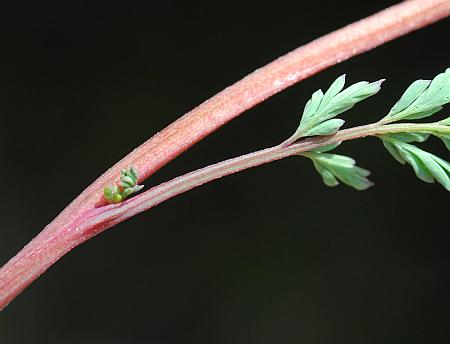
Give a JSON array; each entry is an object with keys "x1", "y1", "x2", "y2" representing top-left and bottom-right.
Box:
[
  {"x1": 85, "y1": 122, "x2": 450, "y2": 230},
  {"x1": 53, "y1": 0, "x2": 450, "y2": 216},
  {"x1": 1, "y1": 0, "x2": 449, "y2": 310}
]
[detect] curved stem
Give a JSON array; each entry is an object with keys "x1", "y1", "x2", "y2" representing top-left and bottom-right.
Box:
[
  {"x1": 2, "y1": 120, "x2": 447, "y2": 310},
  {"x1": 45, "y1": 0, "x2": 450, "y2": 218},
  {"x1": 1, "y1": 0, "x2": 450, "y2": 310},
  {"x1": 91, "y1": 122, "x2": 450, "y2": 229}
]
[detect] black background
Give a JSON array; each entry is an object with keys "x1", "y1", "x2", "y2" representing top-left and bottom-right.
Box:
[{"x1": 0, "y1": 1, "x2": 449, "y2": 343}]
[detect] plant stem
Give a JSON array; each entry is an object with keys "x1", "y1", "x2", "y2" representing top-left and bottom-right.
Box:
[
  {"x1": 45, "y1": 0, "x2": 450, "y2": 215},
  {"x1": 2, "y1": 120, "x2": 448, "y2": 310},
  {"x1": 88, "y1": 122, "x2": 450, "y2": 230},
  {"x1": 1, "y1": 0, "x2": 449, "y2": 310}
]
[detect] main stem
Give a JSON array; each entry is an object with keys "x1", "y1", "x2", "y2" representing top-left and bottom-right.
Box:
[
  {"x1": 1, "y1": 0, "x2": 450, "y2": 310},
  {"x1": 2, "y1": 121, "x2": 448, "y2": 310}
]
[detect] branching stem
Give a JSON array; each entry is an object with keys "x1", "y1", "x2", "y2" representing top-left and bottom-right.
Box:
[
  {"x1": 1, "y1": 0, "x2": 450, "y2": 311},
  {"x1": 90, "y1": 121, "x2": 450, "y2": 229}
]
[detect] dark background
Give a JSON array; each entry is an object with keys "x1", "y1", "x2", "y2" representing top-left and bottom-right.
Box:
[{"x1": 0, "y1": 1, "x2": 449, "y2": 343}]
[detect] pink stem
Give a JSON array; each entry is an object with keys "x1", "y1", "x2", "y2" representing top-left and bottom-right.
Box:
[
  {"x1": 1, "y1": 0, "x2": 449, "y2": 310},
  {"x1": 70, "y1": 122, "x2": 450, "y2": 239}
]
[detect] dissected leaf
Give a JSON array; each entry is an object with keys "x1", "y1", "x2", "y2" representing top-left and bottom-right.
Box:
[
  {"x1": 382, "y1": 140, "x2": 405, "y2": 164},
  {"x1": 380, "y1": 137, "x2": 450, "y2": 191},
  {"x1": 302, "y1": 89, "x2": 323, "y2": 124},
  {"x1": 304, "y1": 119, "x2": 345, "y2": 136},
  {"x1": 319, "y1": 74, "x2": 346, "y2": 111},
  {"x1": 437, "y1": 134, "x2": 450, "y2": 150},
  {"x1": 312, "y1": 160, "x2": 339, "y2": 187},
  {"x1": 384, "y1": 68, "x2": 450, "y2": 122},
  {"x1": 397, "y1": 145, "x2": 435, "y2": 183},
  {"x1": 440, "y1": 117, "x2": 450, "y2": 125},
  {"x1": 303, "y1": 152, "x2": 373, "y2": 191},
  {"x1": 386, "y1": 132, "x2": 430, "y2": 143},
  {"x1": 388, "y1": 80, "x2": 430, "y2": 116},
  {"x1": 294, "y1": 75, "x2": 383, "y2": 139},
  {"x1": 325, "y1": 80, "x2": 384, "y2": 118},
  {"x1": 401, "y1": 106, "x2": 443, "y2": 120},
  {"x1": 296, "y1": 70, "x2": 450, "y2": 193}
]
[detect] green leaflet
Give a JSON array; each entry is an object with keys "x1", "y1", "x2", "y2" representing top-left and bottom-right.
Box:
[
  {"x1": 293, "y1": 75, "x2": 383, "y2": 139},
  {"x1": 294, "y1": 70, "x2": 450, "y2": 193},
  {"x1": 383, "y1": 68, "x2": 450, "y2": 122},
  {"x1": 104, "y1": 167, "x2": 144, "y2": 204},
  {"x1": 382, "y1": 140, "x2": 405, "y2": 164},
  {"x1": 302, "y1": 152, "x2": 373, "y2": 191},
  {"x1": 385, "y1": 132, "x2": 430, "y2": 143},
  {"x1": 381, "y1": 136, "x2": 450, "y2": 191},
  {"x1": 438, "y1": 134, "x2": 450, "y2": 151},
  {"x1": 304, "y1": 119, "x2": 345, "y2": 136},
  {"x1": 388, "y1": 80, "x2": 430, "y2": 115}
]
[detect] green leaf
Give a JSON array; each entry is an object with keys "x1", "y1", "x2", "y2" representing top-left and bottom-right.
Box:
[
  {"x1": 400, "y1": 106, "x2": 443, "y2": 120},
  {"x1": 325, "y1": 80, "x2": 384, "y2": 118},
  {"x1": 301, "y1": 89, "x2": 323, "y2": 124},
  {"x1": 318, "y1": 74, "x2": 346, "y2": 113},
  {"x1": 436, "y1": 133, "x2": 450, "y2": 151},
  {"x1": 304, "y1": 119, "x2": 345, "y2": 136},
  {"x1": 294, "y1": 75, "x2": 383, "y2": 139},
  {"x1": 303, "y1": 152, "x2": 373, "y2": 191},
  {"x1": 423, "y1": 69, "x2": 450, "y2": 106},
  {"x1": 382, "y1": 140, "x2": 405, "y2": 164},
  {"x1": 397, "y1": 145, "x2": 435, "y2": 183},
  {"x1": 381, "y1": 133, "x2": 430, "y2": 164},
  {"x1": 381, "y1": 138, "x2": 450, "y2": 191},
  {"x1": 420, "y1": 154, "x2": 450, "y2": 188},
  {"x1": 312, "y1": 160, "x2": 339, "y2": 187},
  {"x1": 384, "y1": 68, "x2": 450, "y2": 122},
  {"x1": 386, "y1": 132, "x2": 430, "y2": 143},
  {"x1": 388, "y1": 80, "x2": 430, "y2": 116}
]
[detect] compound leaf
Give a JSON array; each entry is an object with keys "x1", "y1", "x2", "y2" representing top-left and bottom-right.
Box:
[
  {"x1": 384, "y1": 69, "x2": 450, "y2": 122},
  {"x1": 303, "y1": 152, "x2": 373, "y2": 191},
  {"x1": 294, "y1": 75, "x2": 383, "y2": 139}
]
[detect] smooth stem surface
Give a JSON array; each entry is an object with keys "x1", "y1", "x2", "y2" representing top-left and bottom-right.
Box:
[
  {"x1": 53, "y1": 121, "x2": 450, "y2": 241},
  {"x1": 44, "y1": 0, "x2": 450, "y2": 220},
  {"x1": 91, "y1": 122, "x2": 450, "y2": 229},
  {"x1": 1, "y1": 0, "x2": 450, "y2": 310},
  {"x1": 2, "y1": 121, "x2": 449, "y2": 311}
]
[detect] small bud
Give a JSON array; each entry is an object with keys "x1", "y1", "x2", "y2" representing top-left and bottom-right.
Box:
[
  {"x1": 103, "y1": 167, "x2": 144, "y2": 204},
  {"x1": 104, "y1": 185, "x2": 122, "y2": 204},
  {"x1": 121, "y1": 176, "x2": 135, "y2": 187}
]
